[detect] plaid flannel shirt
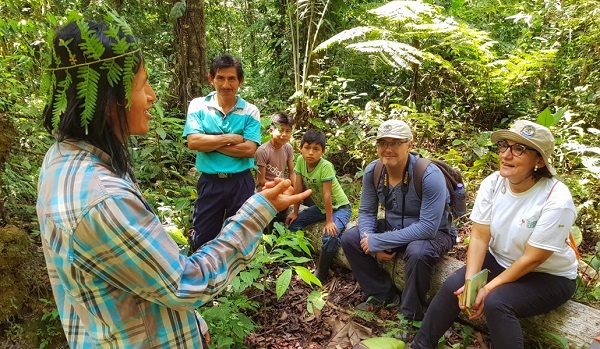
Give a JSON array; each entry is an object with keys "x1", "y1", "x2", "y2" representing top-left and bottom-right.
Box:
[{"x1": 37, "y1": 140, "x2": 275, "y2": 348}]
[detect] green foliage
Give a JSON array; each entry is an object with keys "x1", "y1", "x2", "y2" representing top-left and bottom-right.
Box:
[
  {"x1": 198, "y1": 294, "x2": 258, "y2": 349},
  {"x1": 37, "y1": 298, "x2": 63, "y2": 349}
]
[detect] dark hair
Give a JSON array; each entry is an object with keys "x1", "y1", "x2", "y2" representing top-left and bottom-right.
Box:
[
  {"x1": 209, "y1": 54, "x2": 244, "y2": 81},
  {"x1": 42, "y1": 20, "x2": 143, "y2": 178},
  {"x1": 532, "y1": 151, "x2": 553, "y2": 180},
  {"x1": 300, "y1": 129, "x2": 326, "y2": 149},
  {"x1": 270, "y1": 112, "x2": 294, "y2": 127}
]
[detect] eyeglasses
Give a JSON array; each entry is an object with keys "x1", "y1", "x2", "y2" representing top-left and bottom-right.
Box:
[
  {"x1": 376, "y1": 140, "x2": 409, "y2": 149},
  {"x1": 496, "y1": 140, "x2": 535, "y2": 157}
]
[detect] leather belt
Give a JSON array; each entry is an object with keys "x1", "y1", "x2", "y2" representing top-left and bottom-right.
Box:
[{"x1": 202, "y1": 169, "x2": 250, "y2": 180}]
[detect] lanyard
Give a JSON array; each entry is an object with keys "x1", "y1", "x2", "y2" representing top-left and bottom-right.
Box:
[{"x1": 382, "y1": 157, "x2": 411, "y2": 229}]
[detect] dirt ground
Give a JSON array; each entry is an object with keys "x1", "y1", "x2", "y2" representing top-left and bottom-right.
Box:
[
  {"x1": 244, "y1": 225, "x2": 599, "y2": 349},
  {"x1": 244, "y1": 259, "x2": 490, "y2": 349}
]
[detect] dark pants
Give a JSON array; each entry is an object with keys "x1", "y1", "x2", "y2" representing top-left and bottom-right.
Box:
[
  {"x1": 340, "y1": 222, "x2": 454, "y2": 320},
  {"x1": 190, "y1": 170, "x2": 254, "y2": 251},
  {"x1": 412, "y1": 251, "x2": 576, "y2": 349}
]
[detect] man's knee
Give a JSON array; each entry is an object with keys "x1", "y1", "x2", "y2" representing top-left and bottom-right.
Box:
[{"x1": 340, "y1": 226, "x2": 359, "y2": 249}]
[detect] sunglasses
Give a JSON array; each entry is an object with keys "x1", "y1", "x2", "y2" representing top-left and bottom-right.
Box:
[
  {"x1": 496, "y1": 140, "x2": 535, "y2": 157},
  {"x1": 376, "y1": 140, "x2": 409, "y2": 149}
]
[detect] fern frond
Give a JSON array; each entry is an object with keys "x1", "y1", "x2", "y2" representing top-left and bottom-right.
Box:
[
  {"x1": 106, "y1": 9, "x2": 135, "y2": 38},
  {"x1": 52, "y1": 72, "x2": 72, "y2": 130},
  {"x1": 314, "y1": 26, "x2": 385, "y2": 52},
  {"x1": 346, "y1": 40, "x2": 423, "y2": 71},
  {"x1": 110, "y1": 37, "x2": 131, "y2": 55},
  {"x1": 102, "y1": 59, "x2": 123, "y2": 87},
  {"x1": 104, "y1": 26, "x2": 120, "y2": 42},
  {"x1": 77, "y1": 20, "x2": 105, "y2": 60},
  {"x1": 368, "y1": 0, "x2": 441, "y2": 23},
  {"x1": 122, "y1": 54, "x2": 139, "y2": 108},
  {"x1": 76, "y1": 66, "x2": 100, "y2": 131}
]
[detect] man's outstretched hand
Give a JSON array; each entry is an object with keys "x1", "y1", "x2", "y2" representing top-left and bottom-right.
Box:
[{"x1": 261, "y1": 178, "x2": 311, "y2": 213}]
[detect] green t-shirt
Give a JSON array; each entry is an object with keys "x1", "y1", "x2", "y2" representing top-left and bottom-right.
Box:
[{"x1": 294, "y1": 156, "x2": 350, "y2": 214}]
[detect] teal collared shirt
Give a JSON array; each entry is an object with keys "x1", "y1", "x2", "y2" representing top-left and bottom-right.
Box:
[{"x1": 183, "y1": 92, "x2": 261, "y2": 174}]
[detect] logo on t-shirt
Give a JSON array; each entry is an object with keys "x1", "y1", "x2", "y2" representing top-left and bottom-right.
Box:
[
  {"x1": 266, "y1": 163, "x2": 284, "y2": 178},
  {"x1": 522, "y1": 218, "x2": 537, "y2": 229}
]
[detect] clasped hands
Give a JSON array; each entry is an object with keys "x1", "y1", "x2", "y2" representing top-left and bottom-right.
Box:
[{"x1": 360, "y1": 233, "x2": 396, "y2": 261}]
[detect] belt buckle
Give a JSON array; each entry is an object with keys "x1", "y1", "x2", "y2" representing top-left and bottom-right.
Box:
[{"x1": 217, "y1": 172, "x2": 229, "y2": 179}]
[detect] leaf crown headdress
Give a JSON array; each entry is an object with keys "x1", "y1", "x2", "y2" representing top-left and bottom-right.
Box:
[{"x1": 42, "y1": 10, "x2": 141, "y2": 134}]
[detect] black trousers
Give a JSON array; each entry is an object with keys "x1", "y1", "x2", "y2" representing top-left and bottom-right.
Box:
[
  {"x1": 412, "y1": 251, "x2": 576, "y2": 349},
  {"x1": 190, "y1": 170, "x2": 254, "y2": 251},
  {"x1": 341, "y1": 223, "x2": 454, "y2": 320}
]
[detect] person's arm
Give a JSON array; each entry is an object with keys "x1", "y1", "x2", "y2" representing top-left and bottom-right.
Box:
[
  {"x1": 285, "y1": 173, "x2": 303, "y2": 225},
  {"x1": 75, "y1": 179, "x2": 310, "y2": 310},
  {"x1": 217, "y1": 139, "x2": 257, "y2": 158},
  {"x1": 468, "y1": 244, "x2": 553, "y2": 319},
  {"x1": 186, "y1": 133, "x2": 244, "y2": 153},
  {"x1": 357, "y1": 162, "x2": 379, "y2": 240},
  {"x1": 464, "y1": 222, "x2": 491, "y2": 279},
  {"x1": 287, "y1": 160, "x2": 297, "y2": 185},
  {"x1": 322, "y1": 180, "x2": 337, "y2": 236},
  {"x1": 256, "y1": 166, "x2": 267, "y2": 190}
]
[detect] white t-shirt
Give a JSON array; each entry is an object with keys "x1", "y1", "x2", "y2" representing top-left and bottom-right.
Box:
[{"x1": 470, "y1": 172, "x2": 578, "y2": 279}]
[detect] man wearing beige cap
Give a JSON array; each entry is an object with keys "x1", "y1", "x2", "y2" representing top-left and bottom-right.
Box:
[{"x1": 341, "y1": 119, "x2": 455, "y2": 321}]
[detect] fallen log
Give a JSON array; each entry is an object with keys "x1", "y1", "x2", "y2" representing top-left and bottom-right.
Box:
[{"x1": 303, "y1": 221, "x2": 600, "y2": 349}]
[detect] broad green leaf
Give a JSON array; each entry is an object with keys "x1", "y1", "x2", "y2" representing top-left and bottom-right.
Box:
[
  {"x1": 294, "y1": 266, "x2": 321, "y2": 286},
  {"x1": 536, "y1": 108, "x2": 554, "y2": 127},
  {"x1": 361, "y1": 337, "x2": 406, "y2": 349},
  {"x1": 165, "y1": 225, "x2": 188, "y2": 245},
  {"x1": 276, "y1": 268, "x2": 292, "y2": 299},
  {"x1": 307, "y1": 290, "x2": 326, "y2": 314},
  {"x1": 553, "y1": 107, "x2": 568, "y2": 124}
]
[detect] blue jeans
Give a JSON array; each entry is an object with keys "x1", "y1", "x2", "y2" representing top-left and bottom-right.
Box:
[{"x1": 289, "y1": 204, "x2": 351, "y2": 253}]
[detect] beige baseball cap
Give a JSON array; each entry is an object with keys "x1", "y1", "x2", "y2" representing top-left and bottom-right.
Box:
[
  {"x1": 376, "y1": 120, "x2": 413, "y2": 140},
  {"x1": 491, "y1": 119, "x2": 556, "y2": 175}
]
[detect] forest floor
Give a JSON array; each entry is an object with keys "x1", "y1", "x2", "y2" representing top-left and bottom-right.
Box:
[{"x1": 244, "y1": 226, "x2": 600, "y2": 349}]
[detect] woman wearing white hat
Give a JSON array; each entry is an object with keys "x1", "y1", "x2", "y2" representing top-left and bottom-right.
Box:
[{"x1": 412, "y1": 120, "x2": 578, "y2": 349}]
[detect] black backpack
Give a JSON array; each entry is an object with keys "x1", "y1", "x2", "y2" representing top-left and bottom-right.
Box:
[{"x1": 372, "y1": 154, "x2": 466, "y2": 220}]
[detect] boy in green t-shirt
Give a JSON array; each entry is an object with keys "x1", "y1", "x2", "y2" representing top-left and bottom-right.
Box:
[{"x1": 286, "y1": 129, "x2": 351, "y2": 281}]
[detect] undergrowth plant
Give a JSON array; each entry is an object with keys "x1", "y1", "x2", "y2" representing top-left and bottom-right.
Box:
[{"x1": 193, "y1": 222, "x2": 326, "y2": 347}]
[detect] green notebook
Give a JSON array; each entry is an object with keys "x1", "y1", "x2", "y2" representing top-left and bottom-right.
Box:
[{"x1": 461, "y1": 269, "x2": 489, "y2": 308}]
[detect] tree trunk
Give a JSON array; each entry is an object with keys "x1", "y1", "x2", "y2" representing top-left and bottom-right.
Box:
[
  {"x1": 172, "y1": 0, "x2": 208, "y2": 111},
  {"x1": 303, "y1": 221, "x2": 600, "y2": 349}
]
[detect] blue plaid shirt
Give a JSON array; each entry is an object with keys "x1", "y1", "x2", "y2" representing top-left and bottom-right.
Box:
[{"x1": 36, "y1": 140, "x2": 275, "y2": 348}]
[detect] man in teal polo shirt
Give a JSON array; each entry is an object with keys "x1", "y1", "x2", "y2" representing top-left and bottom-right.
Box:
[{"x1": 183, "y1": 54, "x2": 261, "y2": 251}]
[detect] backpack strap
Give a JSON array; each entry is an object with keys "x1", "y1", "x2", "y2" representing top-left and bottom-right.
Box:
[
  {"x1": 373, "y1": 160, "x2": 385, "y2": 189},
  {"x1": 413, "y1": 158, "x2": 431, "y2": 200}
]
